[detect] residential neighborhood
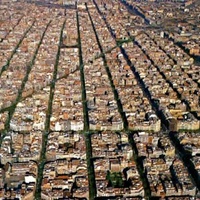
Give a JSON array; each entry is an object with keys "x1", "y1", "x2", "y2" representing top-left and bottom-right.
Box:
[{"x1": 0, "y1": 0, "x2": 200, "y2": 199}]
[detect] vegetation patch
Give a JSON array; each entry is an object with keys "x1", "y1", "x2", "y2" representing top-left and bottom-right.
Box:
[{"x1": 106, "y1": 171, "x2": 124, "y2": 188}]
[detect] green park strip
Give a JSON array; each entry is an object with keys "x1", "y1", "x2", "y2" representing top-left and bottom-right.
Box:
[
  {"x1": 77, "y1": 8, "x2": 97, "y2": 200},
  {"x1": 0, "y1": 20, "x2": 36, "y2": 77},
  {"x1": 127, "y1": 131, "x2": 151, "y2": 199},
  {"x1": 92, "y1": 2, "x2": 200, "y2": 199},
  {"x1": 0, "y1": 21, "x2": 52, "y2": 145},
  {"x1": 86, "y1": 3, "x2": 128, "y2": 131},
  {"x1": 169, "y1": 132, "x2": 200, "y2": 191},
  {"x1": 92, "y1": 2, "x2": 154, "y2": 198},
  {"x1": 0, "y1": 14, "x2": 24, "y2": 43},
  {"x1": 0, "y1": 35, "x2": 134, "y2": 116},
  {"x1": 34, "y1": 19, "x2": 66, "y2": 200},
  {"x1": 77, "y1": 8, "x2": 89, "y2": 131},
  {"x1": 0, "y1": 67, "x2": 78, "y2": 114},
  {"x1": 84, "y1": 132, "x2": 97, "y2": 200}
]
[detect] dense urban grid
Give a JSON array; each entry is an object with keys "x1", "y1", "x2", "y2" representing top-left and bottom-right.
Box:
[{"x1": 0, "y1": 0, "x2": 200, "y2": 199}]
